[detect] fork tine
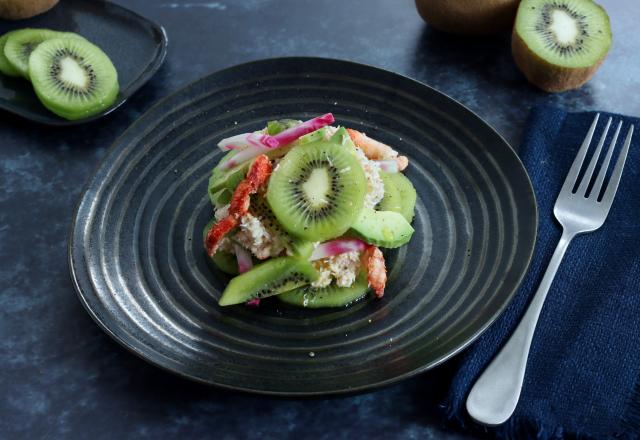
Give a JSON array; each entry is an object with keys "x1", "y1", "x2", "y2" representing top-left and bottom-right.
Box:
[
  {"x1": 600, "y1": 125, "x2": 634, "y2": 208},
  {"x1": 560, "y1": 114, "x2": 599, "y2": 195},
  {"x1": 577, "y1": 117, "x2": 611, "y2": 196},
  {"x1": 589, "y1": 120, "x2": 622, "y2": 199}
]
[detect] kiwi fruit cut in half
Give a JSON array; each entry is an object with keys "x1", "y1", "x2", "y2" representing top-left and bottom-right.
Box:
[
  {"x1": 0, "y1": 0, "x2": 59, "y2": 20},
  {"x1": 350, "y1": 207, "x2": 414, "y2": 248},
  {"x1": 29, "y1": 38, "x2": 119, "y2": 120},
  {"x1": 278, "y1": 271, "x2": 370, "y2": 308},
  {"x1": 218, "y1": 256, "x2": 319, "y2": 306},
  {"x1": 0, "y1": 32, "x2": 21, "y2": 77},
  {"x1": 3, "y1": 28, "x2": 82, "y2": 78},
  {"x1": 512, "y1": 0, "x2": 612, "y2": 92},
  {"x1": 414, "y1": 0, "x2": 520, "y2": 35},
  {"x1": 377, "y1": 172, "x2": 417, "y2": 223},
  {"x1": 267, "y1": 141, "x2": 367, "y2": 242}
]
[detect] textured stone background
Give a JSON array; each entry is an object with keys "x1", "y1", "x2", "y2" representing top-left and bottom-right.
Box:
[{"x1": 1, "y1": 0, "x2": 638, "y2": 438}]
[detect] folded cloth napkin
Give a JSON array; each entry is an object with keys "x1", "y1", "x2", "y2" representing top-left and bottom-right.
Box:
[{"x1": 441, "y1": 106, "x2": 640, "y2": 439}]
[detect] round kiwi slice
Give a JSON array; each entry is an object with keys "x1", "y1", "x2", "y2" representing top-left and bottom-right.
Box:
[
  {"x1": 218, "y1": 256, "x2": 319, "y2": 306},
  {"x1": 266, "y1": 141, "x2": 367, "y2": 242},
  {"x1": 0, "y1": 32, "x2": 21, "y2": 77},
  {"x1": 29, "y1": 38, "x2": 119, "y2": 121},
  {"x1": 278, "y1": 271, "x2": 370, "y2": 308},
  {"x1": 3, "y1": 28, "x2": 82, "y2": 78},
  {"x1": 512, "y1": 0, "x2": 612, "y2": 92}
]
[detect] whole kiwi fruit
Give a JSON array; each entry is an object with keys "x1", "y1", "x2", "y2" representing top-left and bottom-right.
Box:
[
  {"x1": 0, "y1": 0, "x2": 59, "y2": 20},
  {"x1": 414, "y1": 0, "x2": 521, "y2": 35},
  {"x1": 511, "y1": 0, "x2": 612, "y2": 92}
]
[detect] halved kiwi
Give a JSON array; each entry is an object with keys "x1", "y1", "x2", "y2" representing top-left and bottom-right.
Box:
[
  {"x1": 414, "y1": 0, "x2": 520, "y2": 35},
  {"x1": 0, "y1": 32, "x2": 21, "y2": 77},
  {"x1": 266, "y1": 141, "x2": 367, "y2": 242},
  {"x1": 29, "y1": 37, "x2": 119, "y2": 120},
  {"x1": 512, "y1": 0, "x2": 612, "y2": 92},
  {"x1": 3, "y1": 28, "x2": 82, "y2": 78},
  {"x1": 218, "y1": 256, "x2": 319, "y2": 306},
  {"x1": 278, "y1": 271, "x2": 370, "y2": 308}
]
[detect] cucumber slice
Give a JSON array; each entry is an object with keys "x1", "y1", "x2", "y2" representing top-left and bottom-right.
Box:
[
  {"x1": 377, "y1": 172, "x2": 416, "y2": 223},
  {"x1": 350, "y1": 208, "x2": 414, "y2": 248},
  {"x1": 278, "y1": 271, "x2": 370, "y2": 308}
]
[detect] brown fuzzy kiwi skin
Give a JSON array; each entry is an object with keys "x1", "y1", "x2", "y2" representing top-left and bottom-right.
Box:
[
  {"x1": 414, "y1": 0, "x2": 520, "y2": 35},
  {"x1": 0, "y1": 0, "x2": 59, "y2": 20},
  {"x1": 511, "y1": 31, "x2": 607, "y2": 93}
]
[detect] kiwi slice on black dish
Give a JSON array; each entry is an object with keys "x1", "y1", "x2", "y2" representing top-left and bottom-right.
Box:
[
  {"x1": 218, "y1": 256, "x2": 319, "y2": 306},
  {"x1": 29, "y1": 38, "x2": 119, "y2": 120},
  {"x1": 3, "y1": 28, "x2": 82, "y2": 78},
  {"x1": 278, "y1": 271, "x2": 370, "y2": 308},
  {"x1": 0, "y1": 32, "x2": 21, "y2": 77},
  {"x1": 512, "y1": 0, "x2": 612, "y2": 92},
  {"x1": 267, "y1": 141, "x2": 367, "y2": 242},
  {"x1": 249, "y1": 191, "x2": 314, "y2": 258}
]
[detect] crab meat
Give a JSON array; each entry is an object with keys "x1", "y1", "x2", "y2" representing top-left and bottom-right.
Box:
[
  {"x1": 362, "y1": 246, "x2": 387, "y2": 298},
  {"x1": 346, "y1": 128, "x2": 408, "y2": 171},
  {"x1": 204, "y1": 155, "x2": 273, "y2": 256}
]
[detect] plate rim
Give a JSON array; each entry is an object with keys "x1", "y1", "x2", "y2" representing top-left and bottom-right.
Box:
[
  {"x1": 0, "y1": 0, "x2": 168, "y2": 126},
  {"x1": 68, "y1": 56, "x2": 538, "y2": 396}
]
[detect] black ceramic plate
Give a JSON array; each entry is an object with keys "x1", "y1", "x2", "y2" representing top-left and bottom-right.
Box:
[
  {"x1": 70, "y1": 57, "x2": 537, "y2": 395},
  {"x1": 0, "y1": 0, "x2": 167, "y2": 125}
]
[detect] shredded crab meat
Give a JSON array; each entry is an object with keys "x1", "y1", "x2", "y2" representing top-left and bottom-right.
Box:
[
  {"x1": 234, "y1": 212, "x2": 286, "y2": 260},
  {"x1": 204, "y1": 154, "x2": 272, "y2": 256},
  {"x1": 353, "y1": 147, "x2": 385, "y2": 209},
  {"x1": 311, "y1": 251, "x2": 361, "y2": 288}
]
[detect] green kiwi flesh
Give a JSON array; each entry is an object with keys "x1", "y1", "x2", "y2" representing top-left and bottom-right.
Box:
[
  {"x1": 266, "y1": 140, "x2": 367, "y2": 242},
  {"x1": 0, "y1": 32, "x2": 21, "y2": 77},
  {"x1": 512, "y1": 0, "x2": 612, "y2": 92},
  {"x1": 218, "y1": 256, "x2": 319, "y2": 306},
  {"x1": 3, "y1": 28, "x2": 83, "y2": 78},
  {"x1": 350, "y1": 207, "x2": 414, "y2": 248},
  {"x1": 29, "y1": 37, "x2": 119, "y2": 120},
  {"x1": 278, "y1": 271, "x2": 370, "y2": 308}
]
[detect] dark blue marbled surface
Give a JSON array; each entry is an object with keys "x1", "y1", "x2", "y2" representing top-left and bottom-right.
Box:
[{"x1": 1, "y1": 0, "x2": 638, "y2": 438}]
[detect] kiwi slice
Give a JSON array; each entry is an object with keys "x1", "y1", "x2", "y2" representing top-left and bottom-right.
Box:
[
  {"x1": 29, "y1": 38, "x2": 119, "y2": 120},
  {"x1": 0, "y1": 32, "x2": 21, "y2": 77},
  {"x1": 512, "y1": 0, "x2": 612, "y2": 92},
  {"x1": 350, "y1": 208, "x2": 414, "y2": 248},
  {"x1": 249, "y1": 191, "x2": 314, "y2": 258},
  {"x1": 267, "y1": 141, "x2": 367, "y2": 242},
  {"x1": 278, "y1": 271, "x2": 370, "y2": 308},
  {"x1": 378, "y1": 172, "x2": 417, "y2": 223},
  {"x1": 218, "y1": 256, "x2": 319, "y2": 306},
  {"x1": 3, "y1": 28, "x2": 82, "y2": 78}
]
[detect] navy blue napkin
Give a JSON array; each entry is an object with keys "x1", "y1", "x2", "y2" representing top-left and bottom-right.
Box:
[{"x1": 441, "y1": 106, "x2": 640, "y2": 439}]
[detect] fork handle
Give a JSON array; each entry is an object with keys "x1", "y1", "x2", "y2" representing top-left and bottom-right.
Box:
[{"x1": 466, "y1": 230, "x2": 574, "y2": 425}]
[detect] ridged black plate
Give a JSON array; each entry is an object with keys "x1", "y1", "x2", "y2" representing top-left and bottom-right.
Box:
[
  {"x1": 70, "y1": 57, "x2": 537, "y2": 395},
  {"x1": 0, "y1": 0, "x2": 167, "y2": 125}
]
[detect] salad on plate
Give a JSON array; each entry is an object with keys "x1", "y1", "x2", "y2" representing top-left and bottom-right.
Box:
[{"x1": 203, "y1": 113, "x2": 417, "y2": 308}]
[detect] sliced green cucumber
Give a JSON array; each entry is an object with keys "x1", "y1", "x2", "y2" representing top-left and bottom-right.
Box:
[{"x1": 350, "y1": 208, "x2": 414, "y2": 248}]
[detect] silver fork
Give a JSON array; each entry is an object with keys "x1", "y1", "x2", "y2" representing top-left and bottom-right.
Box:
[{"x1": 466, "y1": 114, "x2": 635, "y2": 425}]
